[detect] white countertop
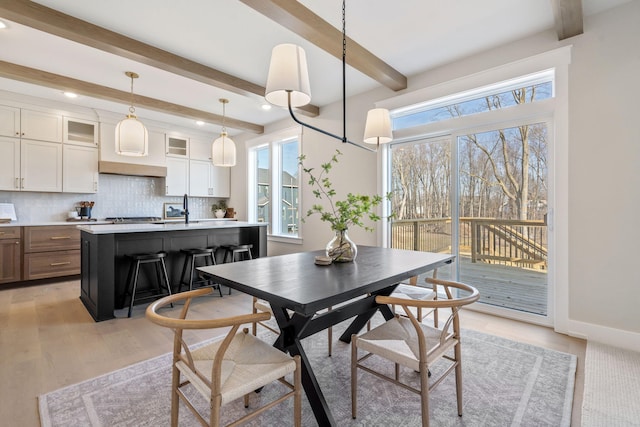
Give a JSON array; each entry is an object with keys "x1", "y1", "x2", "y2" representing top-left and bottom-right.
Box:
[
  {"x1": 77, "y1": 221, "x2": 266, "y2": 234},
  {"x1": 0, "y1": 220, "x2": 111, "y2": 227}
]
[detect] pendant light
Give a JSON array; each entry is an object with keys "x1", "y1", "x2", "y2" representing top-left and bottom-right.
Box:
[
  {"x1": 115, "y1": 71, "x2": 148, "y2": 156},
  {"x1": 211, "y1": 98, "x2": 236, "y2": 167},
  {"x1": 264, "y1": 0, "x2": 392, "y2": 152}
]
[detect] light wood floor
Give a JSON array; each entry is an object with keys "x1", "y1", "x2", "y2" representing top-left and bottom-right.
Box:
[{"x1": 0, "y1": 278, "x2": 586, "y2": 426}]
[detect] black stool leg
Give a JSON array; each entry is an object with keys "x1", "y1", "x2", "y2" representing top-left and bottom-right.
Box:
[
  {"x1": 128, "y1": 260, "x2": 141, "y2": 318},
  {"x1": 178, "y1": 253, "x2": 190, "y2": 294}
]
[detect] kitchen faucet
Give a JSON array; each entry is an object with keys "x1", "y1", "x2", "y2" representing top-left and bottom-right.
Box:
[{"x1": 183, "y1": 193, "x2": 189, "y2": 224}]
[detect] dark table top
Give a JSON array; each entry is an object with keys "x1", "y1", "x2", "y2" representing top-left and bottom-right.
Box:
[{"x1": 198, "y1": 245, "x2": 455, "y2": 315}]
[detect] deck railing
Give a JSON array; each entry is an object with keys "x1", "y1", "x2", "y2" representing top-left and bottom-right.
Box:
[{"x1": 391, "y1": 217, "x2": 547, "y2": 270}]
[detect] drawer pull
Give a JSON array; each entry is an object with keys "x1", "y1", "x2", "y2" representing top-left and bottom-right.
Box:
[
  {"x1": 50, "y1": 236, "x2": 72, "y2": 240},
  {"x1": 50, "y1": 261, "x2": 71, "y2": 266}
]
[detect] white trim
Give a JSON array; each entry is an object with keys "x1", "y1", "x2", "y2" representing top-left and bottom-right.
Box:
[
  {"x1": 566, "y1": 319, "x2": 640, "y2": 353},
  {"x1": 377, "y1": 45, "x2": 572, "y2": 112}
]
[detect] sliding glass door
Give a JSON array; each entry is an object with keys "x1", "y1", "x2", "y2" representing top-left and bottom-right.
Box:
[{"x1": 389, "y1": 120, "x2": 550, "y2": 323}]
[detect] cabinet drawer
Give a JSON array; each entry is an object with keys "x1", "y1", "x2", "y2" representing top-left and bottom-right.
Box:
[
  {"x1": 0, "y1": 227, "x2": 21, "y2": 240},
  {"x1": 23, "y1": 249, "x2": 80, "y2": 280},
  {"x1": 23, "y1": 226, "x2": 80, "y2": 252}
]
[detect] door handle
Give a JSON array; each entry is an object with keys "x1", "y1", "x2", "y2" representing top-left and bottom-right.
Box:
[
  {"x1": 50, "y1": 236, "x2": 71, "y2": 240},
  {"x1": 50, "y1": 261, "x2": 71, "y2": 266}
]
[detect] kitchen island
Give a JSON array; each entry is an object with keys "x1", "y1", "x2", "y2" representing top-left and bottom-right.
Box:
[{"x1": 78, "y1": 221, "x2": 267, "y2": 321}]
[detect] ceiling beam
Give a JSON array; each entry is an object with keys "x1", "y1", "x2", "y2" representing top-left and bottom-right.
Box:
[
  {"x1": 550, "y1": 0, "x2": 584, "y2": 40},
  {"x1": 239, "y1": 0, "x2": 407, "y2": 92},
  {"x1": 0, "y1": 0, "x2": 318, "y2": 117},
  {"x1": 0, "y1": 61, "x2": 264, "y2": 134}
]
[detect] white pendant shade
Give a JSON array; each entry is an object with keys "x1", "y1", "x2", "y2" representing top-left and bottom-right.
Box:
[
  {"x1": 265, "y1": 44, "x2": 312, "y2": 108},
  {"x1": 115, "y1": 115, "x2": 148, "y2": 156},
  {"x1": 363, "y1": 108, "x2": 393, "y2": 145},
  {"x1": 212, "y1": 132, "x2": 236, "y2": 167}
]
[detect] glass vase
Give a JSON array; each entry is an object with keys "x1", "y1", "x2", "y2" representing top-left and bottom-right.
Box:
[{"x1": 326, "y1": 229, "x2": 357, "y2": 262}]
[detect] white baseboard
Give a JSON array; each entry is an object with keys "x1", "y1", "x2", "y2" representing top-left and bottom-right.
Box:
[{"x1": 566, "y1": 319, "x2": 640, "y2": 352}]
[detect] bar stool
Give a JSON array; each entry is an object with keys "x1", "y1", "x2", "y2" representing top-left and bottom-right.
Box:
[
  {"x1": 178, "y1": 248, "x2": 223, "y2": 296},
  {"x1": 124, "y1": 251, "x2": 172, "y2": 318},
  {"x1": 219, "y1": 244, "x2": 253, "y2": 295},
  {"x1": 221, "y1": 244, "x2": 253, "y2": 263}
]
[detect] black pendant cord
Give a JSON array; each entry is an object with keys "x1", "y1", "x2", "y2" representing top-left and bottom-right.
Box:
[
  {"x1": 285, "y1": 0, "x2": 375, "y2": 153},
  {"x1": 342, "y1": 0, "x2": 347, "y2": 144}
]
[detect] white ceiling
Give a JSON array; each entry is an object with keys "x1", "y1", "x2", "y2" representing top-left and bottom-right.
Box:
[{"x1": 0, "y1": 0, "x2": 631, "y2": 137}]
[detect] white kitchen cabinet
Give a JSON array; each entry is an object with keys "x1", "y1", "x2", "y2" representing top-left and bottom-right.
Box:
[
  {"x1": 166, "y1": 134, "x2": 189, "y2": 157},
  {"x1": 210, "y1": 164, "x2": 230, "y2": 197},
  {"x1": 0, "y1": 105, "x2": 63, "y2": 142},
  {"x1": 0, "y1": 137, "x2": 20, "y2": 191},
  {"x1": 165, "y1": 157, "x2": 189, "y2": 196},
  {"x1": 188, "y1": 137, "x2": 230, "y2": 197},
  {"x1": 64, "y1": 117, "x2": 98, "y2": 146},
  {"x1": 189, "y1": 160, "x2": 230, "y2": 198},
  {"x1": 63, "y1": 145, "x2": 99, "y2": 193},
  {"x1": 0, "y1": 137, "x2": 63, "y2": 192},
  {"x1": 188, "y1": 159, "x2": 211, "y2": 197},
  {"x1": 0, "y1": 105, "x2": 20, "y2": 138},
  {"x1": 20, "y1": 139, "x2": 63, "y2": 192},
  {"x1": 189, "y1": 137, "x2": 212, "y2": 161}
]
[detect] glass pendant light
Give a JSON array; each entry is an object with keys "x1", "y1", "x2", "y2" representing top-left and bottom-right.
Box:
[
  {"x1": 211, "y1": 98, "x2": 236, "y2": 167},
  {"x1": 115, "y1": 71, "x2": 148, "y2": 157}
]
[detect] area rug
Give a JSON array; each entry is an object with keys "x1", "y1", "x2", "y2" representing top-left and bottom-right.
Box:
[
  {"x1": 582, "y1": 341, "x2": 640, "y2": 426},
  {"x1": 39, "y1": 320, "x2": 576, "y2": 426}
]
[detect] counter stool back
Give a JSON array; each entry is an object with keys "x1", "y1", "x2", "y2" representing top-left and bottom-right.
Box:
[
  {"x1": 178, "y1": 248, "x2": 223, "y2": 297},
  {"x1": 219, "y1": 244, "x2": 253, "y2": 295},
  {"x1": 124, "y1": 251, "x2": 172, "y2": 318}
]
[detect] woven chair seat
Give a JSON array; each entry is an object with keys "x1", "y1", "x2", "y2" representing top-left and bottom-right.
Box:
[
  {"x1": 177, "y1": 331, "x2": 297, "y2": 406},
  {"x1": 356, "y1": 316, "x2": 453, "y2": 372}
]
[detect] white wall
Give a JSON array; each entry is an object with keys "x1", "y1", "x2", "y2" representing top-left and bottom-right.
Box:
[{"x1": 233, "y1": 0, "x2": 640, "y2": 348}]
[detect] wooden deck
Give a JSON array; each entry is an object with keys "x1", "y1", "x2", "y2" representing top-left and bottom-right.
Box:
[{"x1": 425, "y1": 255, "x2": 548, "y2": 316}]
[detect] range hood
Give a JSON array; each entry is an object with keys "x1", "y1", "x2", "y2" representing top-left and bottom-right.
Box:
[{"x1": 98, "y1": 161, "x2": 167, "y2": 178}]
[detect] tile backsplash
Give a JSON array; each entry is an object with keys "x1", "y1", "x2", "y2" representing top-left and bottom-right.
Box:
[{"x1": 0, "y1": 174, "x2": 224, "y2": 222}]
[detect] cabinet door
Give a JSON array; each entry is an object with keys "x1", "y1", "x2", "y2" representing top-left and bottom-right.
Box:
[
  {"x1": 189, "y1": 159, "x2": 212, "y2": 197},
  {"x1": 0, "y1": 137, "x2": 20, "y2": 191},
  {"x1": 64, "y1": 117, "x2": 98, "y2": 146},
  {"x1": 63, "y1": 145, "x2": 99, "y2": 193},
  {"x1": 0, "y1": 238, "x2": 22, "y2": 284},
  {"x1": 20, "y1": 140, "x2": 63, "y2": 192},
  {"x1": 189, "y1": 138, "x2": 212, "y2": 161},
  {"x1": 166, "y1": 135, "x2": 189, "y2": 157},
  {"x1": 211, "y1": 165, "x2": 230, "y2": 198},
  {"x1": 20, "y1": 109, "x2": 63, "y2": 142},
  {"x1": 165, "y1": 157, "x2": 189, "y2": 196},
  {"x1": 0, "y1": 105, "x2": 20, "y2": 138}
]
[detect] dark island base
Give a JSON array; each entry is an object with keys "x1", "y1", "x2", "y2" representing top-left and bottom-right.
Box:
[{"x1": 80, "y1": 225, "x2": 266, "y2": 321}]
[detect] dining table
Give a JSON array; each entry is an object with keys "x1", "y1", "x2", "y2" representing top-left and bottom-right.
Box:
[{"x1": 198, "y1": 245, "x2": 455, "y2": 426}]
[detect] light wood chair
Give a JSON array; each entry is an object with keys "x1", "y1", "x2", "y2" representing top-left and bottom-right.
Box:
[
  {"x1": 351, "y1": 278, "x2": 479, "y2": 427},
  {"x1": 146, "y1": 288, "x2": 302, "y2": 427},
  {"x1": 389, "y1": 274, "x2": 439, "y2": 326}
]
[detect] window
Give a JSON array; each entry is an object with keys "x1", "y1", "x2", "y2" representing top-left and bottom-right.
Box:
[
  {"x1": 248, "y1": 133, "x2": 300, "y2": 238},
  {"x1": 393, "y1": 71, "x2": 553, "y2": 131}
]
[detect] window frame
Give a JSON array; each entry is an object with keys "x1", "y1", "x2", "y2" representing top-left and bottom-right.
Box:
[{"x1": 247, "y1": 128, "x2": 302, "y2": 242}]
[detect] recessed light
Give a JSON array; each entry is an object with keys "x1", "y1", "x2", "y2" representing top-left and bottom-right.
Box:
[
  {"x1": 0, "y1": 21, "x2": 7, "y2": 30},
  {"x1": 196, "y1": 120, "x2": 205, "y2": 126},
  {"x1": 63, "y1": 92, "x2": 78, "y2": 98},
  {"x1": 261, "y1": 104, "x2": 272, "y2": 111}
]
